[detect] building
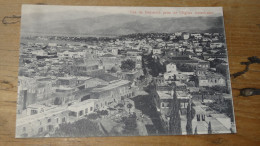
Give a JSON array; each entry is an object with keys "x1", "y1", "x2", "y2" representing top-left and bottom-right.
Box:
[
  {"x1": 216, "y1": 63, "x2": 229, "y2": 77},
  {"x1": 31, "y1": 50, "x2": 48, "y2": 56},
  {"x1": 90, "y1": 80, "x2": 133, "y2": 111},
  {"x1": 16, "y1": 106, "x2": 69, "y2": 138},
  {"x1": 182, "y1": 33, "x2": 190, "y2": 40},
  {"x1": 191, "y1": 101, "x2": 232, "y2": 134},
  {"x1": 56, "y1": 77, "x2": 77, "y2": 88},
  {"x1": 17, "y1": 77, "x2": 55, "y2": 113},
  {"x1": 100, "y1": 54, "x2": 121, "y2": 70},
  {"x1": 166, "y1": 63, "x2": 177, "y2": 72},
  {"x1": 153, "y1": 89, "x2": 191, "y2": 131},
  {"x1": 191, "y1": 33, "x2": 202, "y2": 39},
  {"x1": 68, "y1": 99, "x2": 96, "y2": 120},
  {"x1": 153, "y1": 48, "x2": 162, "y2": 54},
  {"x1": 210, "y1": 41, "x2": 224, "y2": 49},
  {"x1": 196, "y1": 74, "x2": 226, "y2": 87},
  {"x1": 73, "y1": 62, "x2": 105, "y2": 77}
]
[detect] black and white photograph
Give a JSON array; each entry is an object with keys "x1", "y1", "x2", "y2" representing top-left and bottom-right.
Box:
[{"x1": 16, "y1": 5, "x2": 236, "y2": 138}]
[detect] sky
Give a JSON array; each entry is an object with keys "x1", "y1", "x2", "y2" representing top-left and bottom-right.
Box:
[{"x1": 22, "y1": 4, "x2": 223, "y2": 18}]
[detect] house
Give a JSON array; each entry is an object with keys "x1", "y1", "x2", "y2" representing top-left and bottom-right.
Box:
[
  {"x1": 26, "y1": 104, "x2": 47, "y2": 115},
  {"x1": 31, "y1": 50, "x2": 48, "y2": 56},
  {"x1": 126, "y1": 50, "x2": 142, "y2": 56},
  {"x1": 19, "y1": 77, "x2": 54, "y2": 108},
  {"x1": 166, "y1": 63, "x2": 177, "y2": 72},
  {"x1": 56, "y1": 77, "x2": 77, "y2": 88},
  {"x1": 194, "y1": 46, "x2": 203, "y2": 53},
  {"x1": 90, "y1": 80, "x2": 133, "y2": 110},
  {"x1": 153, "y1": 48, "x2": 162, "y2": 54},
  {"x1": 117, "y1": 70, "x2": 143, "y2": 81},
  {"x1": 191, "y1": 33, "x2": 202, "y2": 39},
  {"x1": 195, "y1": 68, "x2": 208, "y2": 76},
  {"x1": 182, "y1": 33, "x2": 190, "y2": 40},
  {"x1": 68, "y1": 99, "x2": 96, "y2": 119},
  {"x1": 48, "y1": 43, "x2": 57, "y2": 47},
  {"x1": 216, "y1": 63, "x2": 229, "y2": 77},
  {"x1": 191, "y1": 101, "x2": 232, "y2": 134},
  {"x1": 16, "y1": 106, "x2": 69, "y2": 138},
  {"x1": 173, "y1": 81, "x2": 187, "y2": 91},
  {"x1": 100, "y1": 54, "x2": 121, "y2": 70},
  {"x1": 196, "y1": 73, "x2": 226, "y2": 87},
  {"x1": 175, "y1": 32, "x2": 182, "y2": 36},
  {"x1": 73, "y1": 58, "x2": 105, "y2": 77},
  {"x1": 153, "y1": 89, "x2": 191, "y2": 131},
  {"x1": 210, "y1": 41, "x2": 223, "y2": 49},
  {"x1": 111, "y1": 48, "x2": 118, "y2": 55}
]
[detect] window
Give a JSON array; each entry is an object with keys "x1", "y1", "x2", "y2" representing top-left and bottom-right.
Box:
[
  {"x1": 69, "y1": 111, "x2": 77, "y2": 117},
  {"x1": 31, "y1": 110, "x2": 38, "y2": 115},
  {"x1": 23, "y1": 127, "x2": 26, "y2": 132},
  {"x1": 56, "y1": 118, "x2": 59, "y2": 123},
  {"x1": 48, "y1": 118, "x2": 51, "y2": 123},
  {"x1": 197, "y1": 115, "x2": 200, "y2": 121},
  {"x1": 62, "y1": 117, "x2": 66, "y2": 123},
  {"x1": 38, "y1": 127, "x2": 43, "y2": 133},
  {"x1": 90, "y1": 107, "x2": 93, "y2": 111},
  {"x1": 85, "y1": 108, "x2": 88, "y2": 114},
  {"x1": 202, "y1": 115, "x2": 205, "y2": 121},
  {"x1": 161, "y1": 103, "x2": 164, "y2": 108},
  {"x1": 47, "y1": 125, "x2": 54, "y2": 131},
  {"x1": 79, "y1": 110, "x2": 83, "y2": 116}
]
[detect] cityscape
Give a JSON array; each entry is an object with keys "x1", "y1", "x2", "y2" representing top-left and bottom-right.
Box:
[{"x1": 16, "y1": 6, "x2": 236, "y2": 138}]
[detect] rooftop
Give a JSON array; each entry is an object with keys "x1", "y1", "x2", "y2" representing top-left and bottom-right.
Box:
[
  {"x1": 68, "y1": 99, "x2": 97, "y2": 111},
  {"x1": 92, "y1": 80, "x2": 130, "y2": 93},
  {"x1": 58, "y1": 76, "x2": 77, "y2": 80},
  {"x1": 16, "y1": 105, "x2": 68, "y2": 127},
  {"x1": 100, "y1": 54, "x2": 116, "y2": 57},
  {"x1": 157, "y1": 90, "x2": 173, "y2": 100},
  {"x1": 76, "y1": 76, "x2": 92, "y2": 81}
]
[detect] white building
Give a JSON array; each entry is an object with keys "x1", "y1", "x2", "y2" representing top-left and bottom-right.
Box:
[
  {"x1": 166, "y1": 63, "x2": 177, "y2": 72},
  {"x1": 153, "y1": 48, "x2": 162, "y2": 54},
  {"x1": 68, "y1": 99, "x2": 97, "y2": 119}
]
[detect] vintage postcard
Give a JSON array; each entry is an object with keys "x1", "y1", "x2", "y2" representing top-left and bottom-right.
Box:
[{"x1": 16, "y1": 5, "x2": 236, "y2": 138}]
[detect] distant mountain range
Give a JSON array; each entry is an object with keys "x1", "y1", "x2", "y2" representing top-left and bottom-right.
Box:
[{"x1": 21, "y1": 13, "x2": 224, "y2": 37}]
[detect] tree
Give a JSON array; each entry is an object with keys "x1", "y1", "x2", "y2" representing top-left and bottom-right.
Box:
[
  {"x1": 210, "y1": 59, "x2": 226, "y2": 68},
  {"x1": 116, "y1": 103, "x2": 124, "y2": 108},
  {"x1": 194, "y1": 126, "x2": 198, "y2": 135},
  {"x1": 186, "y1": 102, "x2": 193, "y2": 135},
  {"x1": 127, "y1": 103, "x2": 133, "y2": 114},
  {"x1": 87, "y1": 113, "x2": 100, "y2": 120},
  {"x1": 208, "y1": 121, "x2": 212, "y2": 134},
  {"x1": 120, "y1": 59, "x2": 136, "y2": 71},
  {"x1": 122, "y1": 115, "x2": 138, "y2": 135},
  {"x1": 173, "y1": 74, "x2": 177, "y2": 81},
  {"x1": 143, "y1": 53, "x2": 165, "y2": 77},
  {"x1": 110, "y1": 66, "x2": 118, "y2": 73},
  {"x1": 53, "y1": 119, "x2": 103, "y2": 137},
  {"x1": 54, "y1": 97, "x2": 62, "y2": 105},
  {"x1": 169, "y1": 88, "x2": 182, "y2": 135}
]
